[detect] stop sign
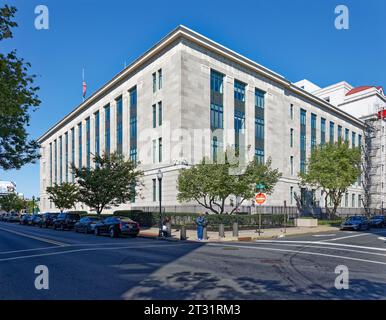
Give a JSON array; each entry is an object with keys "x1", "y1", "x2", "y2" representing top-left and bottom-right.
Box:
[{"x1": 255, "y1": 192, "x2": 267, "y2": 204}]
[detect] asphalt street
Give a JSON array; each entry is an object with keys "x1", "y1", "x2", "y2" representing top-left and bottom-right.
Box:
[{"x1": 0, "y1": 221, "x2": 386, "y2": 300}]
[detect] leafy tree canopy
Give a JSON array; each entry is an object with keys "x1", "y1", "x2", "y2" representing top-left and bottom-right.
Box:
[
  {"x1": 46, "y1": 183, "x2": 78, "y2": 213},
  {"x1": 72, "y1": 153, "x2": 143, "y2": 214},
  {"x1": 0, "y1": 5, "x2": 40, "y2": 170},
  {"x1": 299, "y1": 141, "x2": 361, "y2": 217},
  {"x1": 177, "y1": 150, "x2": 282, "y2": 214}
]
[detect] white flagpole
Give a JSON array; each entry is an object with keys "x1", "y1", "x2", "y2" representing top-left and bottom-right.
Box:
[{"x1": 82, "y1": 67, "x2": 85, "y2": 102}]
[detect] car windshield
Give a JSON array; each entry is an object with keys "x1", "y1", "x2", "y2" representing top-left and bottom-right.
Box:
[
  {"x1": 347, "y1": 217, "x2": 362, "y2": 222},
  {"x1": 68, "y1": 214, "x2": 80, "y2": 219}
]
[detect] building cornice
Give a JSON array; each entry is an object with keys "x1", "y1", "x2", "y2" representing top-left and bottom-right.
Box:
[{"x1": 38, "y1": 25, "x2": 365, "y2": 143}]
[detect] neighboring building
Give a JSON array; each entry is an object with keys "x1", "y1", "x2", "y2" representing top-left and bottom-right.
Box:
[
  {"x1": 38, "y1": 26, "x2": 365, "y2": 213},
  {"x1": 0, "y1": 181, "x2": 16, "y2": 195}
]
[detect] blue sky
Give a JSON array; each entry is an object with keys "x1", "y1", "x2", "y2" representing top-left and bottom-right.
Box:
[{"x1": 1, "y1": 0, "x2": 386, "y2": 198}]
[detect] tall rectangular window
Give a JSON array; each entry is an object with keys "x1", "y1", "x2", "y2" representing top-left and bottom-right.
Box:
[
  {"x1": 152, "y1": 139, "x2": 156, "y2": 164},
  {"x1": 290, "y1": 129, "x2": 294, "y2": 147},
  {"x1": 352, "y1": 132, "x2": 356, "y2": 148},
  {"x1": 345, "y1": 193, "x2": 348, "y2": 207},
  {"x1": 358, "y1": 195, "x2": 362, "y2": 207},
  {"x1": 255, "y1": 89, "x2": 265, "y2": 160},
  {"x1": 321, "y1": 118, "x2": 326, "y2": 144},
  {"x1": 94, "y1": 111, "x2": 100, "y2": 157},
  {"x1": 210, "y1": 70, "x2": 223, "y2": 94},
  {"x1": 210, "y1": 103, "x2": 223, "y2": 129},
  {"x1": 152, "y1": 179, "x2": 157, "y2": 202},
  {"x1": 59, "y1": 136, "x2": 63, "y2": 183},
  {"x1": 86, "y1": 117, "x2": 91, "y2": 168},
  {"x1": 329, "y1": 121, "x2": 334, "y2": 143},
  {"x1": 311, "y1": 113, "x2": 317, "y2": 151},
  {"x1": 290, "y1": 156, "x2": 294, "y2": 175},
  {"x1": 352, "y1": 194, "x2": 355, "y2": 207},
  {"x1": 116, "y1": 96, "x2": 123, "y2": 154},
  {"x1": 300, "y1": 109, "x2": 306, "y2": 173},
  {"x1": 54, "y1": 139, "x2": 57, "y2": 184},
  {"x1": 65, "y1": 133, "x2": 68, "y2": 182},
  {"x1": 158, "y1": 101, "x2": 162, "y2": 126},
  {"x1": 158, "y1": 69, "x2": 162, "y2": 90},
  {"x1": 290, "y1": 104, "x2": 294, "y2": 120},
  {"x1": 152, "y1": 72, "x2": 156, "y2": 93},
  {"x1": 234, "y1": 80, "x2": 245, "y2": 102},
  {"x1": 49, "y1": 143, "x2": 52, "y2": 186},
  {"x1": 104, "y1": 104, "x2": 110, "y2": 155},
  {"x1": 345, "y1": 128, "x2": 349, "y2": 142},
  {"x1": 71, "y1": 128, "x2": 75, "y2": 181},
  {"x1": 338, "y1": 125, "x2": 342, "y2": 141},
  {"x1": 152, "y1": 104, "x2": 156, "y2": 128},
  {"x1": 358, "y1": 134, "x2": 362, "y2": 148},
  {"x1": 78, "y1": 123, "x2": 82, "y2": 167},
  {"x1": 255, "y1": 149, "x2": 264, "y2": 164},
  {"x1": 129, "y1": 86, "x2": 137, "y2": 164},
  {"x1": 158, "y1": 137, "x2": 162, "y2": 163},
  {"x1": 255, "y1": 118, "x2": 264, "y2": 140},
  {"x1": 210, "y1": 70, "x2": 224, "y2": 161},
  {"x1": 290, "y1": 186, "x2": 294, "y2": 205}
]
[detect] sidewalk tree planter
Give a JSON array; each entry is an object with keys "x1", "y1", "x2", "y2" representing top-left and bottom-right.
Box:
[
  {"x1": 295, "y1": 218, "x2": 318, "y2": 227},
  {"x1": 177, "y1": 149, "x2": 281, "y2": 214}
]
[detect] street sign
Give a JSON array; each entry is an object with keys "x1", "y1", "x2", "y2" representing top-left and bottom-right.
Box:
[
  {"x1": 255, "y1": 183, "x2": 265, "y2": 190},
  {"x1": 255, "y1": 192, "x2": 267, "y2": 205}
]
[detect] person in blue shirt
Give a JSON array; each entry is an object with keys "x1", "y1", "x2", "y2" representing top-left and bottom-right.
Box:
[{"x1": 195, "y1": 213, "x2": 207, "y2": 240}]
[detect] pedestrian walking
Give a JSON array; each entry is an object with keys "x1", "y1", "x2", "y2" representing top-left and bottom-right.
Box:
[{"x1": 195, "y1": 213, "x2": 207, "y2": 241}]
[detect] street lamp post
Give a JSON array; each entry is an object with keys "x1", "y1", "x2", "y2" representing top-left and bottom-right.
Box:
[
  {"x1": 32, "y1": 196, "x2": 35, "y2": 214},
  {"x1": 157, "y1": 169, "x2": 163, "y2": 237}
]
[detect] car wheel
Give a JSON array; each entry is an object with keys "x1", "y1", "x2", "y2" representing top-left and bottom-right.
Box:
[
  {"x1": 110, "y1": 228, "x2": 117, "y2": 238},
  {"x1": 53, "y1": 224, "x2": 57, "y2": 230},
  {"x1": 84, "y1": 227, "x2": 88, "y2": 234},
  {"x1": 94, "y1": 228, "x2": 99, "y2": 236}
]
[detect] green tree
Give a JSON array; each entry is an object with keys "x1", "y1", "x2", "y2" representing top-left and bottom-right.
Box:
[
  {"x1": 0, "y1": 5, "x2": 40, "y2": 170},
  {"x1": 0, "y1": 193, "x2": 25, "y2": 212},
  {"x1": 46, "y1": 183, "x2": 78, "y2": 213},
  {"x1": 25, "y1": 197, "x2": 40, "y2": 214},
  {"x1": 299, "y1": 141, "x2": 361, "y2": 218},
  {"x1": 72, "y1": 152, "x2": 143, "y2": 215},
  {"x1": 177, "y1": 151, "x2": 282, "y2": 214}
]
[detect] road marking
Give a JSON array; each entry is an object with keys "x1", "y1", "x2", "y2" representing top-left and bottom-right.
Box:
[
  {"x1": 378, "y1": 237, "x2": 386, "y2": 241},
  {"x1": 312, "y1": 234, "x2": 336, "y2": 237},
  {"x1": 0, "y1": 226, "x2": 67, "y2": 246},
  {"x1": 322, "y1": 233, "x2": 368, "y2": 242},
  {"x1": 0, "y1": 242, "x2": 189, "y2": 263},
  {"x1": 209, "y1": 243, "x2": 386, "y2": 266},
  {"x1": 254, "y1": 240, "x2": 386, "y2": 252},
  {"x1": 252, "y1": 242, "x2": 386, "y2": 258}
]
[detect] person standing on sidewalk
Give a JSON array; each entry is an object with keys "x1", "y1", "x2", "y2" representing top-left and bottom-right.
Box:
[{"x1": 195, "y1": 213, "x2": 207, "y2": 241}]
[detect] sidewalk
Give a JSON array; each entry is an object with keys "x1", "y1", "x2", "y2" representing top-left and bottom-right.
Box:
[{"x1": 139, "y1": 225, "x2": 340, "y2": 242}]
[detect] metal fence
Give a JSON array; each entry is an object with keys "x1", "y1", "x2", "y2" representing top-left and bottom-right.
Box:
[{"x1": 132, "y1": 204, "x2": 382, "y2": 219}]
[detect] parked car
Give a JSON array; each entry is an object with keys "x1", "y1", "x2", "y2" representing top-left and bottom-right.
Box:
[
  {"x1": 20, "y1": 214, "x2": 31, "y2": 225},
  {"x1": 39, "y1": 212, "x2": 59, "y2": 228},
  {"x1": 0, "y1": 213, "x2": 10, "y2": 222},
  {"x1": 29, "y1": 214, "x2": 42, "y2": 226},
  {"x1": 74, "y1": 216, "x2": 101, "y2": 234},
  {"x1": 369, "y1": 215, "x2": 385, "y2": 228},
  {"x1": 6, "y1": 213, "x2": 20, "y2": 223},
  {"x1": 93, "y1": 216, "x2": 140, "y2": 238},
  {"x1": 53, "y1": 212, "x2": 81, "y2": 230},
  {"x1": 340, "y1": 216, "x2": 370, "y2": 231}
]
